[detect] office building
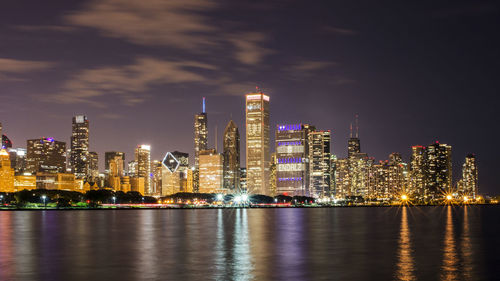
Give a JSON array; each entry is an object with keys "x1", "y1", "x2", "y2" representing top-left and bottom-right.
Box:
[
  {"x1": 199, "y1": 149, "x2": 223, "y2": 193},
  {"x1": 70, "y1": 115, "x2": 89, "y2": 178},
  {"x1": 308, "y1": 130, "x2": 332, "y2": 198},
  {"x1": 459, "y1": 154, "x2": 478, "y2": 198},
  {"x1": 135, "y1": 145, "x2": 151, "y2": 195},
  {"x1": 26, "y1": 138, "x2": 66, "y2": 173},
  {"x1": 223, "y1": 120, "x2": 240, "y2": 191},
  {"x1": 194, "y1": 97, "x2": 208, "y2": 192},
  {"x1": 245, "y1": 92, "x2": 270, "y2": 195},
  {"x1": 88, "y1": 152, "x2": 99, "y2": 180},
  {"x1": 161, "y1": 151, "x2": 189, "y2": 196},
  {"x1": 425, "y1": 142, "x2": 452, "y2": 199},
  {"x1": 0, "y1": 149, "x2": 15, "y2": 192}
]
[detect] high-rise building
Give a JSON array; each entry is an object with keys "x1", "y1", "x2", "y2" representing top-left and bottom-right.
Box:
[
  {"x1": 127, "y1": 160, "x2": 137, "y2": 177},
  {"x1": 275, "y1": 124, "x2": 309, "y2": 196},
  {"x1": 194, "y1": 97, "x2": 208, "y2": 192},
  {"x1": 70, "y1": 115, "x2": 89, "y2": 178},
  {"x1": 2, "y1": 135, "x2": 12, "y2": 149},
  {"x1": 223, "y1": 120, "x2": 240, "y2": 191},
  {"x1": 199, "y1": 149, "x2": 223, "y2": 193},
  {"x1": 8, "y1": 148, "x2": 26, "y2": 174},
  {"x1": 151, "y1": 160, "x2": 163, "y2": 196},
  {"x1": 270, "y1": 153, "x2": 277, "y2": 196},
  {"x1": 161, "y1": 151, "x2": 189, "y2": 196},
  {"x1": 135, "y1": 145, "x2": 151, "y2": 195},
  {"x1": 26, "y1": 138, "x2": 66, "y2": 173},
  {"x1": 459, "y1": 154, "x2": 478, "y2": 198},
  {"x1": 425, "y1": 142, "x2": 452, "y2": 199},
  {"x1": 387, "y1": 152, "x2": 408, "y2": 196},
  {"x1": 105, "y1": 152, "x2": 125, "y2": 175},
  {"x1": 409, "y1": 145, "x2": 426, "y2": 198},
  {"x1": 0, "y1": 149, "x2": 15, "y2": 192},
  {"x1": 88, "y1": 152, "x2": 99, "y2": 180},
  {"x1": 334, "y1": 158, "x2": 350, "y2": 198},
  {"x1": 308, "y1": 130, "x2": 332, "y2": 198},
  {"x1": 245, "y1": 92, "x2": 270, "y2": 195}
]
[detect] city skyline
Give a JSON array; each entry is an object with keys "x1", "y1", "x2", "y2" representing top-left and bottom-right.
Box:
[{"x1": 1, "y1": 0, "x2": 499, "y2": 194}]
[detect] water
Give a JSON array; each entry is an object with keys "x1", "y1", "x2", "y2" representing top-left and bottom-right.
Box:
[{"x1": 0, "y1": 206, "x2": 499, "y2": 281}]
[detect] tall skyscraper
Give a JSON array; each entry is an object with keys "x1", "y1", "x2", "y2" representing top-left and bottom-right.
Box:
[
  {"x1": 0, "y1": 149, "x2": 15, "y2": 192},
  {"x1": 88, "y1": 152, "x2": 99, "y2": 180},
  {"x1": 245, "y1": 92, "x2": 270, "y2": 195},
  {"x1": 275, "y1": 124, "x2": 309, "y2": 196},
  {"x1": 105, "y1": 152, "x2": 125, "y2": 176},
  {"x1": 223, "y1": 120, "x2": 240, "y2": 191},
  {"x1": 425, "y1": 142, "x2": 452, "y2": 199},
  {"x1": 308, "y1": 130, "x2": 332, "y2": 198},
  {"x1": 194, "y1": 97, "x2": 208, "y2": 192},
  {"x1": 26, "y1": 138, "x2": 66, "y2": 173},
  {"x1": 459, "y1": 154, "x2": 478, "y2": 198},
  {"x1": 70, "y1": 115, "x2": 89, "y2": 178},
  {"x1": 410, "y1": 145, "x2": 426, "y2": 198},
  {"x1": 347, "y1": 118, "x2": 360, "y2": 157},
  {"x1": 135, "y1": 145, "x2": 151, "y2": 195}
]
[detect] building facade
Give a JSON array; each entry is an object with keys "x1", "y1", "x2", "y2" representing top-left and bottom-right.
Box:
[
  {"x1": 135, "y1": 145, "x2": 151, "y2": 195},
  {"x1": 459, "y1": 154, "x2": 478, "y2": 198},
  {"x1": 161, "y1": 151, "x2": 189, "y2": 196},
  {"x1": 199, "y1": 149, "x2": 223, "y2": 193},
  {"x1": 245, "y1": 92, "x2": 270, "y2": 195},
  {"x1": 194, "y1": 97, "x2": 208, "y2": 193},
  {"x1": 308, "y1": 130, "x2": 332, "y2": 198},
  {"x1": 70, "y1": 115, "x2": 89, "y2": 178},
  {"x1": 223, "y1": 120, "x2": 240, "y2": 191},
  {"x1": 26, "y1": 138, "x2": 66, "y2": 174}
]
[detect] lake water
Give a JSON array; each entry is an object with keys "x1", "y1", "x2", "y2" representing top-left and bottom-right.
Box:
[{"x1": 0, "y1": 206, "x2": 499, "y2": 281}]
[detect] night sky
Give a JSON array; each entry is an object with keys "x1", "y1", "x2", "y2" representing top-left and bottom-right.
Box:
[{"x1": 1, "y1": 0, "x2": 499, "y2": 194}]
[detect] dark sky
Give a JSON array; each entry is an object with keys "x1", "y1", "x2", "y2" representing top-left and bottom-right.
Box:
[{"x1": 1, "y1": 0, "x2": 499, "y2": 194}]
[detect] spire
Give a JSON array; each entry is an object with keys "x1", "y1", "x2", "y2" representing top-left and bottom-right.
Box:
[
  {"x1": 215, "y1": 125, "x2": 218, "y2": 152},
  {"x1": 350, "y1": 122, "x2": 353, "y2": 138},
  {"x1": 202, "y1": 97, "x2": 206, "y2": 113},
  {"x1": 355, "y1": 114, "x2": 359, "y2": 138}
]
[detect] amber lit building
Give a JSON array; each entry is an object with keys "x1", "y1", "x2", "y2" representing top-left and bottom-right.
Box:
[
  {"x1": 245, "y1": 92, "x2": 270, "y2": 195},
  {"x1": 308, "y1": 130, "x2": 332, "y2": 198},
  {"x1": 459, "y1": 154, "x2": 478, "y2": 198},
  {"x1": 223, "y1": 120, "x2": 240, "y2": 191},
  {"x1": 425, "y1": 142, "x2": 452, "y2": 199},
  {"x1": 135, "y1": 145, "x2": 151, "y2": 195},
  {"x1": 161, "y1": 151, "x2": 189, "y2": 196},
  {"x1": 0, "y1": 149, "x2": 15, "y2": 192},
  {"x1": 194, "y1": 97, "x2": 208, "y2": 192},
  {"x1": 199, "y1": 149, "x2": 223, "y2": 193}
]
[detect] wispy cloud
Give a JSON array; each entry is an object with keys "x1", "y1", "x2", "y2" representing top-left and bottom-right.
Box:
[
  {"x1": 323, "y1": 26, "x2": 357, "y2": 35},
  {"x1": 12, "y1": 25, "x2": 76, "y2": 32},
  {"x1": 227, "y1": 32, "x2": 273, "y2": 65},
  {"x1": 285, "y1": 59, "x2": 338, "y2": 81},
  {"x1": 0, "y1": 58, "x2": 55, "y2": 81},
  {"x1": 46, "y1": 57, "x2": 217, "y2": 107}
]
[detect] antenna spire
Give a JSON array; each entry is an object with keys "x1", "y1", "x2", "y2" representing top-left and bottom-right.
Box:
[
  {"x1": 215, "y1": 125, "x2": 218, "y2": 152},
  {"x1": 350, "y1": 122, "x2": 353, "y2": 138},
  {"x1": 202, "y1": 97, "x2": 206, "y2": 113},
  {"x1": 355, "y1": 114, "x2": 359, "y2": 138}
]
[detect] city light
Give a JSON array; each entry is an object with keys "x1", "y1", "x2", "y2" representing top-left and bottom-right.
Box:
[
  {"x1": 401, "y1": 194, "x2": 408, "y2": 201},
  {"x1": 446, "y1": 195, "x2": 453, "y2": 201}
]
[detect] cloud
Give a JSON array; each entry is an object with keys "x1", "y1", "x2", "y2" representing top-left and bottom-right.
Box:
[
  {"x1": 323, "y1": 26, "x2": 357, "y2": 35},
  {"x1": 290, "y1": 60, "x2": 337, "y2": 72},
  {"x1": 12, "y1": 25, "x2": 76, "y2": 32},
  {"x1": 46, "y1": 57, "x2": 217, "y2": 106},
  {"x1": 65, "y1": 0, "x2": 218, "y2": 49},
  {"x1": 227, "y1": 32, "x2": 273, "y2": 65},
  {"x1": 0, "y1": 58, "x2": 55, "y2": 81}
]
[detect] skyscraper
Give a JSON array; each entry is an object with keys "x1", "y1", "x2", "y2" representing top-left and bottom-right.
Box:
[
  {"x1": 409, "y1": 145, "x2": 426, "y2": 198},
  {"x1": 194, "y1": 97, "x2": 208, "y2": 192},
  {"x1": 459, "y1": 154, "x2": 478, "y2": 198},
  {"x1": 26, "y1": 138, "x2": 66, "y2": 173},
  {"x1": 245, "y1": 92, "x2": 270, "y2": 195},
  {"x1": 199, "y1": 149, "x2": 224, "y2": 193},
  {"x1": 275, "y1": 124, "x2": 309, "y2": 196},
  {"x1": 0, "y1": 149, "x2": 15, "y2": 192},
  {"x1": 161, "y1": 151, "x2": 189, "y2": 195},
  {"x1": 135, "y1": 145, "x2": 151, "y2": 195},
  {"x1": 105, "y1": 152, "x2": 125, "y2": 176},
  {"x1": 88, "y1": 152, "x2": 99, "y2": 180},
  {"x1": 347, "y1": 121, "x2": 360, "y2": 158},
  {"x1": 70, "y1": 115, "x2": 89, "y2": 178},
  {"x1": 425, "y1": 142, "x2": 452, "y2": 199},
  {"x1": 223, "y1": 120, "x2": 240, "y2": 191},
  {"x1": 308, "y1": 130, "x2": 332, "y2": 198}
]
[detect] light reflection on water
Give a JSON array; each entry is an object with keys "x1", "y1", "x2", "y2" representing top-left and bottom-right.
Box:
[{"x1": 0, "y1": 206, "x2": 498, "y2": 281}]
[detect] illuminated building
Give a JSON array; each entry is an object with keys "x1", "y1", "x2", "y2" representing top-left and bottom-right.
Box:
[
  {"x1": 348, "y1": 154, "x2": 372, "y2": 197},
  {"x1": 70, "y1": 115, "x2": 89, "y2": 178},
  {"x1": 88, "y1": 152, "x2": 99, "y2": 180},
  {"x1": 275, "y1": 124, "x2": 310, "y2": 196},
  {"x1": 0, "y1": 149, "x2": 15, "y2": 192},
  {"x1": 245, "y1": 92, "x2": 270, "y2": 195},
  {"x1": 14, "y1": 175, "x2": 36, "y2": 191},
  {"x1": 135, "y1": 145, "x2": 151, "y2": 195},
  {"x1": 269, "y1": 153, "x2": 277, "y2": 196},
  {"x1": 194, "y1": 97, "x2": 208, "y2": 192},
  {"x1": 425, "y1": 142, "x2": 452, "y2": 199},
  {"x1": 130, "y1": 177, "x2": 145, "y2": 195},
  {"x1": 35, "y1": 173, "x2": 80, "y2": 191},
  {"x1": 459, "y1": 154, "x2": 478, "y2": 198},
  {"x1": 105, "y1": 152, "x2": 125, "y2": 190},
  {"x1": 223, "y1": 120, "x2": 240, "y2": 191},
  {"x1": 127, "y1": 161, "x2": 137, "y2": 177},
  {"x1": 8, "y1": 148, "x2": 26, "y2": 174},
  {"x1": 161, "y1": 151, "x2": 189, "y2": 196},
  {"x1": 409, "y1": 145, "x2": 426, "y2": 198},
  {"x1": 26, "y1": 138, "x2": 66, "y2": 173},
  {"x1": 369, "y1": 161, "x2": 390, "y2": 200},
  {"x1": 199, "y1": 149, "x2": 224, "y2": 193},
  {"x1": 120, "y1": 176, "x2": 131, "y2": 193},
  {"x1": 151, "y1": 160, "x2": 162, "y2": 196},
  {"x1": 388, "y1": 153, "x2": 408, "y2": 197},
  {"x1": 308, "y1": 130, "x2": 332, "y2": 198},
  {"x1": 334, "y1": 158, "x2": 350, "y2": 198},
  {"x1": 2, "y1": 135, "x2": 12, "y2": 149}
]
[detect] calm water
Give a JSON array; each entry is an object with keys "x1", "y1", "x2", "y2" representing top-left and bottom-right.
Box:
[{"x1": 0, "y1": 206, "x2": 499, "y2": 281}]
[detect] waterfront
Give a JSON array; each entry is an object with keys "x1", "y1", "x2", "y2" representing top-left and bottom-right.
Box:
[{"x1": 0, "y1": 206, "x2": 499, "y2": 281}]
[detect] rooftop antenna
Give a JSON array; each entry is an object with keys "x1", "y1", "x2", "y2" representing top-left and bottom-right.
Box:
[
  {"x1": 202, "y1": 97, "x2": 206, "y2": 113},
  {"x1": 215, "y1": 125, "x2": 218, "y2": 152},
  {"x1": 355, "y1": 114, "x2": 359, "y2": 138},
  {"x1": 349, "y1": 122, "x2": 353, "y2": 138},
  {"x1": 256, "y1": 86, "x2": 260, "y2": 93}
]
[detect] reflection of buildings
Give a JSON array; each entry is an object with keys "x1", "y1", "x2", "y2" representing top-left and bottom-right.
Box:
[
  {"x1": 245, "y1": 92, "x2": 270, "y2": 195},
  {"x1": 161, "y1": 151, "x2": 190, "y2": 195},
  {"x1": 26, "y1": 138, "x2": 66, "y2": 174},
  {"x1": 199, "y1": 149, "x2": 224, "y2": 193},
  {"x1": 396, "y1": 207, "x2": 415, "y2": 280}
]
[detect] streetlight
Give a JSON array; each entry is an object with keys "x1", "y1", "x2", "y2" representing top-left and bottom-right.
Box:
[
  {"x1": 0, "y1": 195, "x2": 4, "y2": 205},
  {"x1": 112, "y1": 196, "x2": 116, "y2": 205},
  {"x1": 41, "y1": 195, "x2": 47, "y2": 208},
  {"x1": 446, "y1": 195, "x2": 452, "y2": 201},
  {"x1": 274, "y1": 198, "x2": 278, "y2": 204}
]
